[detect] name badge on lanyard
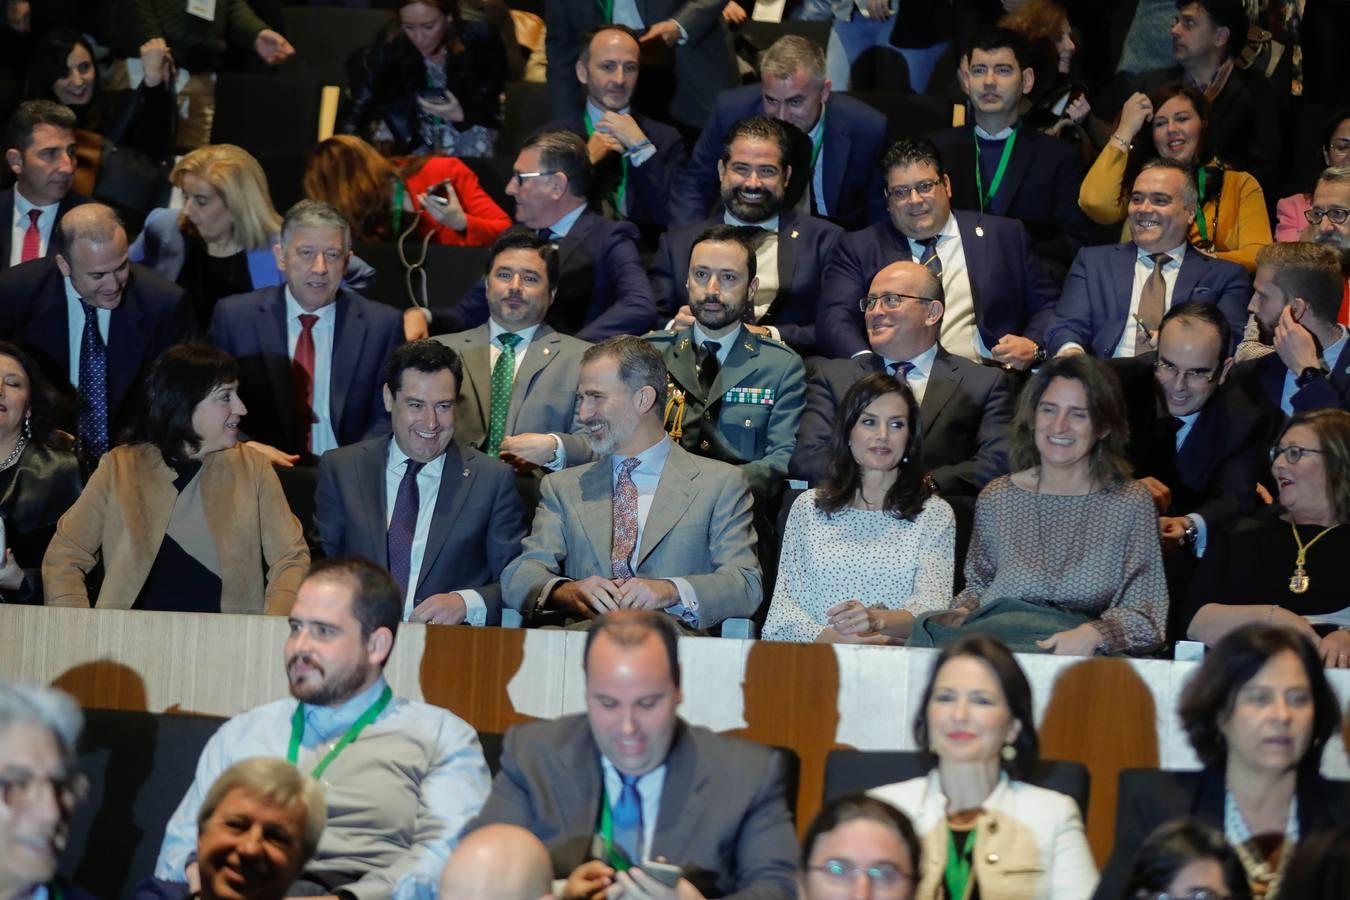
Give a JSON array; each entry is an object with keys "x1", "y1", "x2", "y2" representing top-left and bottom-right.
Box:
[{"x1": 187, "y1": 0, "x2": 217, "y2": 22}]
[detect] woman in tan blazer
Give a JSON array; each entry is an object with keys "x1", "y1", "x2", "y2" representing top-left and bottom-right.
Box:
[{"x1": 43, "y1": 345, "x2": 309, "y2": 614}]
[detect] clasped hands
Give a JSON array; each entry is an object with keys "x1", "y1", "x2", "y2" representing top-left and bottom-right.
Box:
[
  {"x1": 816, "y1": 599, "x2": 891, "y2": 645},
  {"x1": 552, "y1": 575, "x2": 678, "y2": 617},
  {"x1": 564, "y1": 859, "x2": 703, "y2": 900}
]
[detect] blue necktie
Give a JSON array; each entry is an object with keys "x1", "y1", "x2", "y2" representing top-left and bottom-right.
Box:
[
  {"x1": 612, "y1": 773, "x2": 643, "y2": 865},
  {"x1": 387, "y1": 459, "x2": 425, "y2": 598},
  {"x1": 77, "y1": 301, "x2": 109, "y2": 471},
  {"x1": 919, "y1": 237, "x2": 943, "y2": 278}
]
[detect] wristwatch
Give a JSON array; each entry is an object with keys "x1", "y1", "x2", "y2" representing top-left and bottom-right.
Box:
[
  {"x1": 1295, "y1": 365, "x2": 1327, "y2": 389},
  {"x1": 1182, "y1": 515, "x2": 1199, "y2": 547},
  {"x1": 1032, "y1": 343, "x2": 1048, "y2": 365}
]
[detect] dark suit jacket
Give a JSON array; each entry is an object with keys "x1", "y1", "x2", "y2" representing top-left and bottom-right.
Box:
[
  {"x1": 1046, "y1": 243, "x2": 1251, "y2": 357},
  {"x1": 815, "y1": 212, "x2": 1059, "y2": 359},
  {"x1": 1093, "y1": 767, "x2": 1350, "y2": 900},
  {"x1": 208, "y1": 286, "x2": 403, "y2": 455},
  {"x1": 0, "y1": 188, "x2": 91, "y2": 271},
  {"x1": 928, "y1": 124, "x2": 1093, "y2": 268},
  {"x1": 0, "y1": 258, "x2": 193, "y2": 439},
  {"x1": 314, "y1": 438, "x2": 526, "y2": 623},
  {"x1": 789, "y1": 348, "x2": 1012, "y2": 496},
  {"x1": 648, "y1": 209, "x2": 843, "y2": 353},
  {"x1": 443, "y1": 210, "x2": 656, "y2": 342},
  {"x1": 547, "y1": 110, "x2": 686, "y2": 230},
  {"x1": 1230, "y1": 340, "x2": 1350, "y2": 423},
  {"x1": 670, "y1": 86, "x2": 888, "y2": 231},
  {"x1": 473, "y1": 714, "x2": 798, "y2": 898}
]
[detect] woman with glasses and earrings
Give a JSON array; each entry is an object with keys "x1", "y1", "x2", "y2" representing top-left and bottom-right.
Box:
[
  {"x1": 1094, "y1": 624, "x2": 1349, "y2": 900},
  {"x1": 1274, "y1": 109, "x2": 1350, "y2": 242},
  {"x1": 1119, "y1": 818, "x2": 1251, "y2": 900},
  {"x1": 1184, "y1": 409, "x2": 1350, "y2": 664},
  {"x1": 800, "y1": 793, "x2": 921, "y2": 900},
  {"x1": 869, "y1": 634, "x2": 1098, "y2": 900},
  {"x1": 764, "y1": 373, "x2": 955, "y2": 644}
]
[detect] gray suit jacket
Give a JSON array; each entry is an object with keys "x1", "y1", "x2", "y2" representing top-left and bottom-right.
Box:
[
  {"x1": 435, "y1": 324, "x2": 593, "y2": 467},
  {"x1": 473, "y1": 714, "x2": 797, "y2": 899},
  {"x1": 314, "y1": 438, "x2": 527, "y2": 623},
  {"x1": 501, "y1": 441, "x2": 761, "y2": 627}
]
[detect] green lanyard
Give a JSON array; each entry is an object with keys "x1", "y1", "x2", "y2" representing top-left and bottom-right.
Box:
[
  {"x1": 943, "y1": 827, "x2": 975, "y2": 900},
  {"x1": 1195, "y1": 167, "x2": 1210, "y2": 243},
  {"x1": 584, "y1": 108, "x2": 629, "y2": 215},
  {"x1": 48, "y1": 884, "x2": 63, "y2": 900},
  {"x1": 596, "y1": 0, "x2": 614, "y2": 23},
  {"x1": 392, "y1": 179, "x2": 405, "y2": 234},
  {"x1": 809, "y1": 108, "x2": 827, "y2": 173},
  {"x1": 596, "y1": 785, "x2": 633, "y2": 871},
  {"x1": 974, "y1": 124, "x2": 1019, "y2": 213},
  {"x1": 287, "y1": 684, "x2": 393, "y2": 779}
]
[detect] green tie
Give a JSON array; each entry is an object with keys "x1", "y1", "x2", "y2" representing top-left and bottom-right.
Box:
[
  {"x1": 487, "y1": 333, "x2": 521, "y2": 456},
  {"x1": 596, "y1": 0, "x2": 614, "y2": 23}
]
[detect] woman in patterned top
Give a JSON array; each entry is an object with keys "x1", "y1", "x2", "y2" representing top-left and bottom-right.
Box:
[{"x1": 764, "y1": 373, "x2": 954, "y2": 644}]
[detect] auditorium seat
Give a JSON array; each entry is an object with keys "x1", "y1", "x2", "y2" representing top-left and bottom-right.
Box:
[
  {"x1": 459, "y1": 155, "x2": 515, "y2": 218},
  {"x1": 498, "y1": 82, "x2": 552, "y2": 161},
  {"x1": 212, "y1": 73, "x2": 323, "y2": 157},
  {"x1": 274, "y1": 463, "x2": 320, "y2": 552},
  {"x1": 842, "y1": 90, "x2": 958, "y2": 148},
  {"x1": 737, "y1": 20, "x2": 831, "y2": 56},
  {"x1": 351, "y1": 241, "x2": 490, "y2": 312},
  {"x1": 282, "y1": 5, "x2": 393, "y2": 87},
  {"x1": 822, "y1": 749, "x2": 1092, "y2": 821}
]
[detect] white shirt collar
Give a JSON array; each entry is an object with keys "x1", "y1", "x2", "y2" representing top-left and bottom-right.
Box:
[
  {"x1": 724, "y1": 210, "x2": 779, "y2": 232},
  {"x1": 973, "y1": 124, "x2": 1016, "y2": 140},
  {"x1": 488, "y1": 319, "x2": 542, "y2": 347},
  {"x1": 387, "y1": 436, "x2": 448, "y2": 476},
  {"x1": 547, "y1": 203, "x2": 588, "y2": 238},
  {"x1": 1135, "y1": 242, "x2": 1189, "y2": 265},
  {"x1": 907, "y1": 212, "x2": 958, "y2": 254},
  {"x1": 283, "y1": 286, "x2": 337, "y2": 322},
  {"x1": 881, "y1": 340, "x2": 939, "y2": 377}
]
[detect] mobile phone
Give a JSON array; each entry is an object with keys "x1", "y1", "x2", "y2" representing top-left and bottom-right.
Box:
[
  {"x1": 639, "y1": 860, "x2": 682, "y2": 887},
  {"x1": 417, "y1": 88, "x2": 450, "y2": 104}
]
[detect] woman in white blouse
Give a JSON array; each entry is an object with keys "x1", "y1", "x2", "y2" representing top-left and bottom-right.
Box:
[{"x1": 764, "y1": 373, "x2": 954, "y2": 644}]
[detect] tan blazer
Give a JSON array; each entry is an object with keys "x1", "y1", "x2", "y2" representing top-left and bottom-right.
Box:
[{"x1": 43, "y1": 443, "x2": 309, "y2": 614}]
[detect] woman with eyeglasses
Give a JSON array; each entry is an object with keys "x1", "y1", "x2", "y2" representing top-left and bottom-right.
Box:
[
  {"x1": 1184, "y1": 409, "x2": 1350, "y2": 665},
  {"x1": 1274, "y1": 109, "x2": 1350, "y2": 242},
  {"x1": 799, "y1": 794, "x2": 920, "y2": 900},
  {"x1": 870, "y1": 634, "x2": 1098, "y2": 899},
  {"x1": 1094, "y1": 624, "x2": 1349, "y2": 900},
  {"x1": 1120, "y1": 819, "x2": 1251, "y2": 900}
]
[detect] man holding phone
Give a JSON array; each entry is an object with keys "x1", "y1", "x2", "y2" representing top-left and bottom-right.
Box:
[{"x1": 472, "y1": 611, "x2": 797, "y2": 899}]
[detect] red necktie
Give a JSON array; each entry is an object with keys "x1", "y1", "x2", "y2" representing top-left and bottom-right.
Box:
[
  {"x1": 291, "y1": 313, "x2": 319, "y2": 454},
  {"x1": 20, "y1": 209, "x2": 41, "y2": 263},
  {"x1": 1338, "y1": 280, "x2": 1348, "y2": 328}
]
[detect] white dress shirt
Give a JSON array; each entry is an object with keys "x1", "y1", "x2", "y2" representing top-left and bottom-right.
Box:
[
  {"x1": 284, "y1": 288, "x2": 338, "y2": 455},
  {"x1": 722, "y1": 210, "x2": 781, "y2": 334},
  {"x1": 487, "y1": 319, "x2": 543, "y2": 377},
  {"x1": 10, "y1": 189, "x2": 59, "y2": 267},
  {"x1": 880, "y1": 341, "x2": 939, "y2": 405},
  {"x1": 909, "y1": 214, "x2": 989, "y2": 363},
  {"x1": 64, "y1": 278, "x2": 111, "y2": 389},
  {"x1": 1111, "y1": 244, "x2": 1188, "y2": 358}
]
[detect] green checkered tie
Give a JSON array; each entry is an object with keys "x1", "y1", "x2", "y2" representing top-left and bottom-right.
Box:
[{"x1": 486, "y1": 332, "x2": 521, "y2": 456}]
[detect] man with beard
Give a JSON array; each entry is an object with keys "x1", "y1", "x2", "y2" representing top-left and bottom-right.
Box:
[
  {"x1": 152, "y1": 557, "x2": 491, "y2": 899},
  {"x1": 650, "y1": 116, "x2": 841, "y2": 355},
  {"x1": 1303, "y1": 166, "x2": 1350, "y2": 326},
  {"x1": 501, "y1": 336, "x2": 761, "y2": 629},
  {"x1": 645, "y1": 225, "x2": 804, "y2": 501}
]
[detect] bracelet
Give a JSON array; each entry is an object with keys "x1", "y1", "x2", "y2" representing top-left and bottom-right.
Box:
[{"x1": 1110, "y1": 134, "x2": 1131, "y2": 151}]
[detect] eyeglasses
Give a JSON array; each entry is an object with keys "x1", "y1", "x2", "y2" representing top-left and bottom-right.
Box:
[
  {"x1": 1135, "y1": 891, "x2": 1231, "y2": 900},
  {"x1": 807, "y1": 861, "x2": 913, "y2": 893},
  {"x1": 1269, "y1": 444, "x2": 1325, "y2": 464},
  {"x1": 860, "y1": 293, "x2": 936, "y2": 312},
  {"x1": 1304, "y1": 206, "x2": 1350, "y2": 226},
  {"x1": 1329, "y1": 138, "x2": 1350, "y2": 155},
  {"x1": 0, "y1": 768, "x2": 88, "y2": 811},
  {"x1": 883, "y1": 179, "x2": 940, "y2": 202},
  {"x1": 510, "y1": 169, "x2": 557, "y2": 187},
  {"x1": 1153, "y1": 359, "x2": 1219, "y2": 388}
]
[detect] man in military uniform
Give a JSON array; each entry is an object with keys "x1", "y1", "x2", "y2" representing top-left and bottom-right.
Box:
[{"x1": 643, "y1": 224, "x2": 805, "y2": 503}]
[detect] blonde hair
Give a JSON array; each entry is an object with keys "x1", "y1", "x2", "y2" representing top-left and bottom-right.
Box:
[
  {"x1": 302, "y1": 135, "x2": 401, "y2": 243},
  {"x1": 198, "y1": 757, "x2": 327, "y2": 863},
  {"x1": 760, "y1": 35, "x2": 825, "y2": 82},
  {"x1": 171, "y1": 144, "x2": 283, "y2": 251}
]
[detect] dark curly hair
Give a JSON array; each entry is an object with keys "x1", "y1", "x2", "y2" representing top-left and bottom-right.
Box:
[
  {"x1": 800, "y1": 793, "x2": 921, "y2": 876},
  {"x1": 0, "y1": 340, "x2": 69, "y2": 450},
  {"x1": 1123, "y1": 818, "x2": 1251, "y2": 900}
]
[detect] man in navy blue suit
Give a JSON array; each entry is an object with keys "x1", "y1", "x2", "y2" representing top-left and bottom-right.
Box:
[
  {"x1": 210, "y1": 200, "x2": 403, "y2": 466},
  {"x1": 1046, "y1": 159, "x2": 1250, "y2": 358},
  {"x1": 546, "y1": 25, "x2": 685, "y2": 235},
  {"x1": 927, "y1": 28, "x2": 1092, "y2": 272},
  {"x1": 0, "y1": 203, "x2": 193, "y2": 472},
  {"x1": 815, "y1": 137, "x2": 1058, "y2": 363},
  {"x1": 429, "y1": 131, "x2": 656, "y2": 342},
  {"x1": 669, "y1": 35, "x2": 886, "y2": 231},
  {"x1": 649, "y1": 116, "x2": 841, "y2": 354}
]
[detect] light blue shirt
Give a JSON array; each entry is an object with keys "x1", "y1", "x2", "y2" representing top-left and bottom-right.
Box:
[
  {"x1": 691, "y1": 322, "x2": 745, "y2": 366},
  {"x1": 545, "y1": 203, "x2": 587, "y2": 240},
  {"x1": 284, "y1": 288, "x2": 338, "y2": 455},
  {"x1": 10, "y1": 188, "x2": 58, "y2": 267},
  {"x1": 64, "y1": 277, "x2": 111, "y2": 389},
  {"x1": 808, "y1": 112, "x2": 827, "y2": 217},
  {"x1": 1280, "y1": 326, "x2": 1348, "y2": 415},
  {"x1": 585, "y1": 100, "x2": 658, "y2": 177},
  {"x1": 1173, "y1": 411, "x2": 1209, "y2": 556},
  {"x1": 600, "y1": 755, "x2": 669, "y2": 861},
  {"x1": 880, "y1": 340, "x2": 939, "y2": 405},
  {"x1": 154, "y1": 676, "x2": 491, "y2": 899}
]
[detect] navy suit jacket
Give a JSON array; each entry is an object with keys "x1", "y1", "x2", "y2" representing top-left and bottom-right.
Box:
[
  {"x1": 208, "y1": 286, "x2": 402, "y2": 454},
  {"x1": 928, "y1": 124, "x2": 1093, "y2": 268},
  {"x1": 315, "y1": 438, "x2": 526, "y2": 623},
  {"x1": 670, "y1": 86, "x2": 888, "y2": 231},
  {"x1": 1045, "y1": 243, "x2": 1251, "y2": 357},
  {"x1": 0, "y1": 188, "x2": 91, "y2": 271},
  {"x1": 546, "y1": 111, "x2": 685, "y2": 230},
  {"x1": 816, "y1": 211, "x2": 1059, "y2": 359},
  {"x1": 444, "y1": 209, "x2": 656, "y2": 341},
  {"x1": 789, "y1": 348, "x2": 1012, "y2": 496},
  {"x1": 1231, "y1": 340, "x2": 1350, "y2": 422},
  {"x1": 648, "y1": 209, "x2": 842, "y2": 353},
  {"x1": 0, "y1": 258, "x2": 193, "y2": 438}
]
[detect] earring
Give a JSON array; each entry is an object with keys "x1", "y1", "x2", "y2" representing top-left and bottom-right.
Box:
[
  {"x1": 23, "y1": 412, "x2": 31, "y2": 439},
  {"x1": 902, "y1": 454, "x2": 909, "y2": 463},
  {"x1": 1000, "y1": 742, "x2": 1017, "y2": 762}
]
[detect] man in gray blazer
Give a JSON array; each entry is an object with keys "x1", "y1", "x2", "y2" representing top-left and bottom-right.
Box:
[
  {"x1": 315, "y1": 340, "x2": 527, "y2": 626},
  {"x1": 501, "y1": 336, "x2": 762, "y2": 629},
  {"x1": 473, "y1": 611, "x2": 797, "y2": 898},
  {"x1": 435, "y1": 230, "x2": 592, "y2": 475}
]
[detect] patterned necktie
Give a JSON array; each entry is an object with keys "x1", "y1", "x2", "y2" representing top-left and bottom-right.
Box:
[
  {"x1": 21, "y1": 209, "x2": 41, "y2": 263},
  {"x1": 536, "y1": 227, "x2": 554, "y2": 241},
  {"x1": 292, "y1": 313, "x2": 319, "y2": 454},
  {"x1": 77, "y1": 302, "x2": 109, "y2": 471},
  {"x1": 919, "y1": 236, "x2": 943, "y2": 278},
  {"x1": 891, "y1": 360, "x2": 915, "y2": 385},
  {"x1": 487, "y1": 332, "x2": 521, "y2": 456},
  {"x1": 697, "y1": 340, "x2": 720, "y2": 393},
  {"x1": 387, "y1": 459, "x2": 425, "y2": 598},
  {"x1": 1138, "y1": 253, "x2": 1169, "y2": 338},
  {"x1": 612, "y1": 773, "x2": 643, "y2": 865},
  {"x1": 611, "y1": 457, "x2": 641, "y2": 580}
]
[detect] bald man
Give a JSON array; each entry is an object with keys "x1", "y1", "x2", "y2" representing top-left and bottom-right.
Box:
[
  {"x1": 0, "y1": 202, "x2": 193, "y2": 471},
  {"x1": 440, "y1": 824, "x2": 554, "y2": 900}
]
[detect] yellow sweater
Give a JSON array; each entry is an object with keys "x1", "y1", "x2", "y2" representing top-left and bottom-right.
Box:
[{"x1": 1078, "y1": 142, "x2": 1271, "y2": 272}]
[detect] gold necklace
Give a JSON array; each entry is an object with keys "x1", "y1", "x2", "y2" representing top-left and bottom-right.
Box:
[{"x1": 1288, "y1": 520, "x2": 1339, "y2": 594}]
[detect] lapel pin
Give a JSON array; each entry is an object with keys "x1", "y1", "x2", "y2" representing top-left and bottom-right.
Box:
[
  {"x1": 542, "y1": 347, "x2": 550, "y2": 355},
  {"x1": 790, "y1": 229, "x2": 799, "y2": 239},
  {"x1": 462, "y1": 467, "x2": 470, "y2": 477},
  {"x1": 975, "y1": 225, "x2": 985, "y2": 237},
  {"x1": 743, "y1": 341, "x2": 753, "y2": 351}
]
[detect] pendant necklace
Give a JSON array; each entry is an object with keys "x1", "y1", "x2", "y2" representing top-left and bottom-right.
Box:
[{"x1": 1287, "y1": 519, "x2": 1339, "y2": 595}]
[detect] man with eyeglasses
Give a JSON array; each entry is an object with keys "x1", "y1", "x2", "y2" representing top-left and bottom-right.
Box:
[
  {"x1": 816, "y1": 136, "x2": 1057, "y2": 364},
  {"x1": 1302, "y1": 166, "x2": 1350, "y2": 327},
  {"x1": 651, "y1": 116, "x2": 842, "y2": 354},
  {"x1": 0, "y1": 679, "x2": 97, "y2": 900},
  {"x1": 1047, "y1": 159, "x2": 1249, "y2": 360},
  {"x1": 422, "y1": 130, "x2": 655, "y2": 343}
]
